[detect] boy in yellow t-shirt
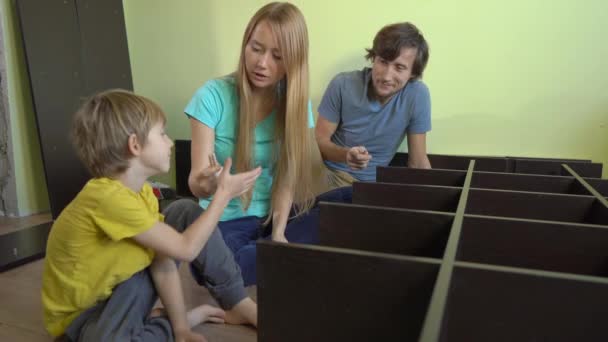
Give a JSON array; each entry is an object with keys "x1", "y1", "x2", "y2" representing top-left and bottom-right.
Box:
[{"x1": 42, "y1": 89, "x2": 261, "y2": 341}]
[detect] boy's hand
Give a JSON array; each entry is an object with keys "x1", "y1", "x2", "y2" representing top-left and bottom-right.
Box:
[
  {"x1": 346, "y1": 146, "x2": 372, "y2": 170},
  {"x1": 216, "y1": 158, "x2": 262, "y2": 200},
  {"x1": 175, "y1": 329, "x2": 207, "y2": 342}
]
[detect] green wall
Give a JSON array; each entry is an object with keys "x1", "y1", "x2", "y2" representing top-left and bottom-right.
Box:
[
  {"x1": 124, "y1": 0, "x2": 608, "y2": 182},
  {"x1": 3, "y1": 0, "x2": 607, "y2": 215},
  {"x1": 1, "y1": 0, "x2": 49, "y2": 216}
]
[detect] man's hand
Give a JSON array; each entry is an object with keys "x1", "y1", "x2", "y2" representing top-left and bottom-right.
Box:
[{"x1": 346, "y1": 146, "x2": 372, "y2": 170}]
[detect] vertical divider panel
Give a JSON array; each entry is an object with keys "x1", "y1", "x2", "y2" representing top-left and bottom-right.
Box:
[
  {"x1": 563, "y1": 164, "x2": 608, "y2": 225},
  {"x1": 563, "y1": 164, "x2": 608, "y2": 209},
  {"x1": 419, "y1": 160, "x2": 475, "y2": 342}
]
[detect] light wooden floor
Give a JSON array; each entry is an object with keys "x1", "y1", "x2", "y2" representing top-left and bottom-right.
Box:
[{"x1": 0, "y1": 214, "x2": 257, "y2": 342}]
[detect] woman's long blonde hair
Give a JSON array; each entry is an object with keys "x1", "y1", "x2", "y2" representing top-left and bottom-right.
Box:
[{"x1": 235, "y1": 2, "x2": 327, "y2": 220}]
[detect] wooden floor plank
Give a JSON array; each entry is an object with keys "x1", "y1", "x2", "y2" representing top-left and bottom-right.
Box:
[
  {"x1": 0, "y1": 322, "x2": 50, "y2": 342},
  {"x1": 0, "y1": 259, "x2": 257, "y2": 341}
]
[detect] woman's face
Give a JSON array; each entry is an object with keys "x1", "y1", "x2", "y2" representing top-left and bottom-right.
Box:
[{"x1": 244, "y1": 20, "x2": 286, "y2": 90}]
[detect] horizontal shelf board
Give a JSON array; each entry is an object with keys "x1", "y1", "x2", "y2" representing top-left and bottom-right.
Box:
[
  {"x1": 463, "y1": 213, "x2": 608, "y2": 227},
  {"x1": 455, "y1": 260, "x2": 608, "y2": 283}
]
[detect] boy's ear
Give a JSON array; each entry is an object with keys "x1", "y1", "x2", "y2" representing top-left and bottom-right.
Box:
[{"x1": 127, "y1": 133, "x2": 142, "y2": 156}]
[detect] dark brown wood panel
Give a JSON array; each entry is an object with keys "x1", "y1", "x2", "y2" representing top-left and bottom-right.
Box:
[
  {"x1": 444, "y1": 264, "x2": 608, "y2": 341},
  {"x1": 319, "y1": 202, "x2": 453, "y2": 258},
  {"x1": 418, "y1": 160, "x2": 475, "y2": 342},
  {"x1": 582, "y1": 178, "x2": 608, "y2": 196},
  {"x1": 16, "y1": 0, "x2": 133, "y2": 218},
  {"x1": 258, "y1": 241, "x2": 439, "y2": 342},
  {"x1": 514, "y1": 159, "x2": 602, "y2": 177},
  {"x1": 466, "y1": 189, "x2": 597, "y2": 223},
  {"x1": 390, "y1": 153, "x2": 507, "y2": 172},
  {"x1": 377, "y1": 166, "x2": 466, "y2": 187},
  {"x1": 377, "y1": 167, "x2": 608, "y2": 196},
  {"x1": 567, "y1": 162, "x2": 603, "y2": 177},
  {"x1": 458, "y1": 215, "x2": 608, "y2": 277},
  {"x1": 586, "y1": 200, "x2": 608, "y2": 226},
  {"x1": 16, "y1": 0, "x2": 89, "y2": 218},
  {"x1": 505, "y1": 156, "x2": 590, "y2": 162},
  {"x1": 207, "y1": 146, "x2": 608, "y2": 339},
  {"x1": 175, "y1": 140, "x2": 194, "y2": 197},
  {"x1": 353, "y1": 182, "x2": 461, "y2": 213},
  {"x1": 389, "y1": 153, "x2": 602, "y2": 177},
  {"x1": 471, "y1": 172, "x2": 575, "y2": 194},
  {"x1": 76, "y1": 0, "x2": 133, "y2": 94}
]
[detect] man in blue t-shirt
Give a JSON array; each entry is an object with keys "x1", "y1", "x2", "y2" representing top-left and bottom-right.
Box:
[{"x1": 316, "y1": 22, "x2": 432, "y2": 185}]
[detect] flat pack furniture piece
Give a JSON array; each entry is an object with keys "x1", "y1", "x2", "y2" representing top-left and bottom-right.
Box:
[
  {"x1": 258, "y1": 155, "x2": 608, "y2": 342},
  {"x1": 1, "y1": 0, "x2": 132, "y2": 271},
  {"x1": 16, "y1": 0, "x2": 132, "y2": 219}
]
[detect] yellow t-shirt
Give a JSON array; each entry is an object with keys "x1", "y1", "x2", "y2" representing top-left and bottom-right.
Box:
[{"x1": 42, "y1": 178, "x2": 163, "y2": 337}]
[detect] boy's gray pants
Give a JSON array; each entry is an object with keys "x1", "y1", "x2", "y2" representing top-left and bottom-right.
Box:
[{"x1": 63, "y1": 199, "x2": 247, "y2": 341}]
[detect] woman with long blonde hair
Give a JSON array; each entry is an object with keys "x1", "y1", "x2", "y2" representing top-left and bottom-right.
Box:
[{"x1": 185, "y1": 2, "x2": 352, "y2": 285}]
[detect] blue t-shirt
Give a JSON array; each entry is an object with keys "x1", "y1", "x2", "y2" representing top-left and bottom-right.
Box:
[
  {"x1": 318, "y1": 67, "x2": 431, "y2": 182},
  {"x1": 185, "y1": 75, "x2": 315, "y2": 221}
]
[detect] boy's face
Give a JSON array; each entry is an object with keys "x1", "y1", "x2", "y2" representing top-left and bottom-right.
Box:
[
  {"x1": 370, "y1": 47, "x2": 417, "y2": 104},
  {"x1": 140, "y1": 121, "x2": 174, "y2": 175}
]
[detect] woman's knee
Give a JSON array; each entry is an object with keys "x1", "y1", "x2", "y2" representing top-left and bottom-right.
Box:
[{"x1": 316, "y1": 186, "x2": 353, "y2": 204}]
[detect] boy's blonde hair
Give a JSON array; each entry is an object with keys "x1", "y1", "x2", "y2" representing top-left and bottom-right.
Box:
[{"x1": 72, "y1": 89, "x2": 166, "y2": 178}]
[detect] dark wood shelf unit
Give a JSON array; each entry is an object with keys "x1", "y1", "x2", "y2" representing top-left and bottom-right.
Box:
[{"x1": 258, "y1": 155, "x2": 608, "y2": 341}]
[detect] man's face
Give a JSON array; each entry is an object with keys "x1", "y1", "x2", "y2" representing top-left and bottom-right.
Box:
[{"x1": 370, "y1": 47, "x2": 417, "y2": 104}]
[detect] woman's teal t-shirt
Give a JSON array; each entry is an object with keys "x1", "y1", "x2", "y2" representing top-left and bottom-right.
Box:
[{"x1": 184, "y1": 76, "x2": 315, "y2": 221}]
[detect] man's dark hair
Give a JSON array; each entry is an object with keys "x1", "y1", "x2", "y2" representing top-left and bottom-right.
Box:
[{"x1": 365, "y1": 22, "x2": 429, "y2": 80}]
